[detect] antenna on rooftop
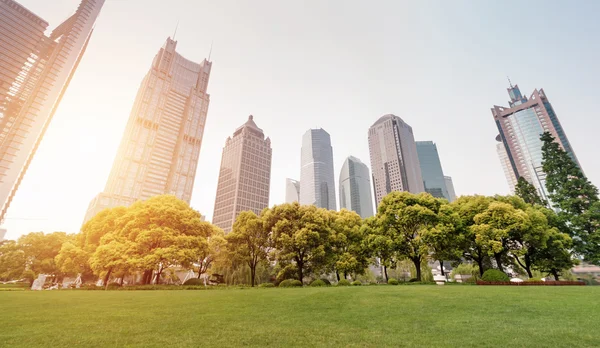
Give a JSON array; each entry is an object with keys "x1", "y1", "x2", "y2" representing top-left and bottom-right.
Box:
[
  {"x1": 507, "y1": 76, "x2": 513, "y2": 88},
  {"x1": 173, "y1": 20, "x2": 179, "y2": 40},
  {"x1": 208, "y1": 41, "x2": 213, "y2": 61}
]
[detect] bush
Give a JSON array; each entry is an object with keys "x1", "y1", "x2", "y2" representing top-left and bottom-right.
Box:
[
  {"x1": 106, "y1": 282, "x2": 122, "y2": 289},
  {"x1": 527, "y1": 277, "x2": 543, "y2": 282},
  {"x1": 279, "y1": 279, "x2": 302, "y2": 287},
  {"x1": 183, "y1": 278, "x2": 204, "y2": 286},
  {"x1": 387, "y1": 278, "x2": 399, "y2": 285},
  {"x1": 481, "y1": 269, "x2": 510, "y2": 282},
  {"x1": 409, "y1": 278, "x2": 419, "y2": 283},
  {"x1": 451, "y1": 263, "x2": 480, "y2": 279},
  {"x1": 259, "y1": 283, "x2": 274, "y2": 288},
  {"x1": 319, "y1": 278, "x2": 332, "y2": 286},
  {"x1": 290, "y1": 280, "x2": 303, "y2": 287},
  {"x1": 310, "y1": 279, "x2": 327, "y2": 287},
  {"x1": 351, "y1": 280, "x2": 362, "y2": 286},
  {"x1": 464, "y1": 276, "x2": 477, "y2": 284},
  {"x1": 337, "y1": 279, "x2": 351, "y2": 286}
]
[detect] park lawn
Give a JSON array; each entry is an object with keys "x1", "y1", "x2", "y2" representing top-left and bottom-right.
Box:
[{"x1": 0, "y1": 286, "x2": 598, "y2": 347}]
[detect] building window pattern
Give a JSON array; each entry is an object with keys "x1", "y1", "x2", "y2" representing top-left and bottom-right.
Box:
[
  {"x1": 299, "y1": 129, "x2": 336, "y2": 210},
  {"x1": 339, "y1": 156, "x2": 374, "y2": 218}
]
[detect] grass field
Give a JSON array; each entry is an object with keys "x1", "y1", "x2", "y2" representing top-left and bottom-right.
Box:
[{"x1": 1, "y1": 285, "x2": 598, "y2": 347}]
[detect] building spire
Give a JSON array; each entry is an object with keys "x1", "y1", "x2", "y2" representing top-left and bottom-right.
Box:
[
  {"x1": 208, "y1": 41, "x2": 213, "y2": 61},
  {"x1": 173, "y1": 20, "x2": 179, "y2": 40},
  {"x1": 507, "y1": 75, "x2": 513, "y2": 88}
]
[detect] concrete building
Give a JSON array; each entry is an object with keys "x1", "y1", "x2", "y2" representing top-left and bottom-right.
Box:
[
  {"x1": 285, "y1": 178, "x2": 300, "y2": 203},
  {"x1": 84, "y1": 37, "x2": 212, "y2": 223},
  {"x1": 492, "y1": 83, "x2": 580, "y2": 200},
  {"x1": 416, "y1": 141, "x2": 450, "y2": 201},
  {"x1": 213, "y1": 115, "x2": 272, "y2": 233},
  {"x1": 339, "y1": 156, "x2": 374, "y2": 218},
  {"x1": 0, "y1": 0, "x2": 105, "y2": 223},
  {"x1": 444, "y1": 176, "x2": 457, "y2": 202},
  {"x1": 368, "y1": 114, "x2": 424, "y2": 207},
  {"x1": 299, "y1": 129, "x2": 336, "y2": 210}
]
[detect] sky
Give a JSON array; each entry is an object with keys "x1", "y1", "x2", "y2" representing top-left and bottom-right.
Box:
[{"x1": 4, "y1": 0, "x2": 600, "y2": 240}]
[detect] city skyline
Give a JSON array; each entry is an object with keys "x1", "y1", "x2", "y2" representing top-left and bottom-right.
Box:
[
  {"x1": 416, "y1": 141, "x2": 451, "y2": 201},
  {"x1": 3, "y1": 0, "x2": 600, "y2": 239},
  {"x1": 299, "y1": 128, "x2": 336, "y2": 210}
]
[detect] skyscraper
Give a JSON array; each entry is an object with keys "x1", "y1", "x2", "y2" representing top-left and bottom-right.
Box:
[
  {"x1": 492, "y1": 83, "x2": 580, "y2": 200},
  {"x1": 495, "y1": 135, "x2": 518, "y2": 193},
  {"x1": 339, "y1": 156, "x2": 374, "y2": 218},
  {"x1": 416, "y1": 141, "x2": 450, "y2": 201},
  {"x1": 368, "y1": 114, "x2": 424, "y2": 207},
  {"x1": 84, "y1": 37, "x2": 212, "y2": 223},
  {"x1": 299, "y1": 129, "x2": 336, "y2": 210},
  {"x1": 0, "y1": 0, "x2": 105, "y2": 223},
  {"x1": 285, "y1": 178, "x2": 300, "y2": 203},
  {"x1": 444, "y1": 176, "x2": 457, "y2": 202},
  {"x1": 213, "y1": 115, "x2": 272, "y2": 233}
]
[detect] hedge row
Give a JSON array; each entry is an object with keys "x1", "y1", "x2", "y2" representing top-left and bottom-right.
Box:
[{"x1": 477, "y1": 280, "x2": 585, "y2": 286}]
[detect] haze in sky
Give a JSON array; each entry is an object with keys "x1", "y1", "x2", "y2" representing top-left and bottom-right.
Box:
[{"x1": 4, "y1": 0, "x2": 600, "y2": 239}]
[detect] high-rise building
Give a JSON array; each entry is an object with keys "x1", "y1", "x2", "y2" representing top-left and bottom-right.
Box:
[
  {"x1": 368, "y1": 114, "x2": 424, "y2": 207},
  {"x1": 285, "y1": 178, "x2": 300, "y2": 203},
  {"x1": 84, "y1": 37, "x2": 212, "y2": 223},
  {"x1": 339, "y1": 156, "x2": 374, "y2": 218},
  {"x1": 213, "y1": 115, "x2": 272, "y2": 233},
  {"x1": 416, "y1": 141, "x2": 450, "y2": 201},
  {"x1": 492, "y1": 83, "x2": 580, "y2": 200},
  {"x1": 444, "y1": 176, "x2": 457, "y2": 202},
  {"x1": 0, "y1": 0, "x2": 105, "y2": 223},
  {"x1": 495, "y1": 135, "x2": 518, "y2": 193},
  {"x1": 299, "y1": 129, "x2": 336, "y2": 210}
]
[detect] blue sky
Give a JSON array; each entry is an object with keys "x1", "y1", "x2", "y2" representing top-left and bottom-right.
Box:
[{"x1": 4, "y1": 0, "x2": 600, "y2": 239}]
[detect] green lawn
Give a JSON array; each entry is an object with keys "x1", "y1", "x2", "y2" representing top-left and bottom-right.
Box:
[{"x1": 0, "y1": 285, "x2": 598, "y2": 347}]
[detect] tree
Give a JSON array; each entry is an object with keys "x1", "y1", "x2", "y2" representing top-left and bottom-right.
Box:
[
  {"x1": 515, "y1": 177, "x2": 546, "y2": 206},
  {"x1": 227, "y1": 211, "x2": 270, "y2": 287},
  {"x1": 541, "y1": 131, "x2": 600, "y2": 263},
  {"x1": 530, "y1": 229, "x2": 578, "y2": 280},
  {"x1": 0, "y1": 240, "x2": 25, "y2": 281},
  {"x1": 266, "y1": 203, "x2": 332, "y2": 283},
  {"x1": 376, "y1": 192, "x2": 442, "y2": 281},
  {"x1": 362, "y1": 217, "x2": 395, "y2": 282},
  {"x1": 195, "y1": 229, "x2": 226, "y2": 279},
  {"x1": 422, "y1": 203, "x2": 462, "y2": 276},
  {"x1": 329, "y1": 209, "x2": 368, "y2": 280},
  {"x1": 18, "y1": 232, "x2": 69, "y2": 281}
]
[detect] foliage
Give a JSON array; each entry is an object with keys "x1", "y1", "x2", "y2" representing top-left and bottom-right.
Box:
[
  {"x1": 481, "y1": 269, "x2": 509, "y2": 282},
  {"x1": 329, "y1": 209, "x2": 368, "y2": 279},
  {"x1": 387, "y1": 278, "x2": 399, "y2": 285},
  {"x1": 259, "y1": 283, "x2": 275, "y2": 288},
  {"x1": 310, "y1": 279, "x2": 328, "y2": 287},
  {"x1": 278, "y1": 279, "x2": 296, "y2": 288},
  {"x1": 290, "y1": 280, "x2": 303, "y2": 287},
  {"x1": 422, "y1": 203, "x2": 463, "y2": 276},
  {"x1": 228, "y1": 210, "x2": 271, "y2": 287},
  {"x1": 337, "y1": 279, "x2": 351, "y2": 286},
  {"x1": 351, "y1": 280, "x2": 362, "y2": 286},
  {"x1": 515, "y1": 177, "x2": 547, "y2": 206},
  {"x1": 0, "y1": 241, "x2": 25, "y2": 281},
  {"x1": 183, "y1": 278, "x2": 204, "y2": 286},
  {"x1": 319, "y1": 278, "x2": 332, "y2": 286},
  {"x1": 450, "y1": 263, "x2": 479, "y2": 280}
]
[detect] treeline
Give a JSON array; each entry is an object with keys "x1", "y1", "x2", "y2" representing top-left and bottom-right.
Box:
[{"x1": 0, "y1": 132, "x2": 598, "y2": 286}]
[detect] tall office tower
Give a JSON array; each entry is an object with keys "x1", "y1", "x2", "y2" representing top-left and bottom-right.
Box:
[
  {"x1": 84, "y1": 37, "x2": 212, "y2": 223},
  {"x1": 299, "y1": 129, "x2": 336, "y2": 210},
  {"x1": 416, "y1": 141, "x2": 450, "y2": 201},
  {"x1": 339, "y1": 156, "x2": 374, "y2": 218},
  {"x1": 368, "y1": 114, "x2": 424, "y2": 207},
  {"x1": 285, "y1": 178, "x2": 300, "y2": 203},
  {"x1": 213, "y1": 116, "x2": 272, "y2": 233},
  {"x1": 444, "y1": 176, "x2": 456, "y2": 202},
  {"x1": 492, "y1": 83, "x2": 580, "y2": 201},
  {"x1": 495, "y1": 135, "x2": 518, "y2": 193},
  {"x1": 0, "y1": 0, "x2": 105, "y2": 223}
]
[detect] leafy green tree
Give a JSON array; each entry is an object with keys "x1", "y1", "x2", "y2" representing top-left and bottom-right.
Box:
[
  {"x1": 541, "y1": 131, "x2": 600, "y2": 263},
  {"x1": 195, "y1": 230, "x2": 227, "y2": 279},
  {"x1": 531, "y1": 229, "x2": 578, "y2": 280},
  {"x1": 329, "y1": 209, "x2": 368, "y2": 280},
  {"x1": 362, "y1": 216, "x2": 395, "y2": 282},
  {"x1": 515, "y1": 177, "x2": 546, "y2": 206},
  {"x1": 228, "y1": 211, "x2": 270, "y2": 287},
  {"x1": 89, "y1": 234, "x2": 132, "y2": 286},
  {"x1": 18, "y1": 232, "x2": 69, "y2": 281},
  {"x1": 422, "y1": 203, "x2": 462, "y2": 276},
  {"x1": 0, "y1": 240, "x2": 25, "y2": 281},
  {"x1": 376, "y1": 192, "x2": 442, "y2": 281}
]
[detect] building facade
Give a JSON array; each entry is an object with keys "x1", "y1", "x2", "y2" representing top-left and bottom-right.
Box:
[
  {"x1": 368, "y1": 114, "x2": 424, "y2": 207},
  {"x1": 213, "y1": 115, "x2": 272, "y2": 233},
  {"x1": 495, "y1": 135, "x2": 518, "y2": 193},
  {"x1": 299, "y1": 129, "x2": 336, "y2": 210},
  {"x1": 285, "y1": 178, "x2": 300, "y2": 203},
  {"x1": 339, "y1": 156, "x2": 374, "y2": 218},
  {"x1": 416, "y1": 141, "x2": 450, "y2": 201},
  {"x1": 84, "y1": 37, "x2": 212, "y2": 223},
  {"x1": 492, "y1": 84, "x2": 580, "y2": 200},
  {"x1": 0, "y1": 0, "x2": 105, "y2": 223},
  {"x1": 444, "y1": 176, "x2": 456, "y2": 202}
]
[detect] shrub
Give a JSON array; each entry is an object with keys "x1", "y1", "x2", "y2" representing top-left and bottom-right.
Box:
[
  {"x1": 408, "y1": 278, "x2": 419, "y2": 283},
  {"x1": 290, "y1": 280, "x2": 303, "y2": 287},
  {"x1": 387, "y1": 278, "x2": 399, "y2": 285},
  {"x1": 337, "y1": 279, "x2": 351, "y2": 286},
  {"x1": 183, "y1": 278, "x2": 204, "y2": 286},
  {"x1": 106, "y1": 282, "x2": 121, "y2": 289},
  {"x1": 319, "y1": 278, "x2": 332, "y2": 286},
  {"x1": 481, "y1": 269, "x2": 510, "y2": 282},
  {"x1": 259, "y1": 283, "x2": 274, "y2": 288},
  {"x1": 351, "y1": 280, "x2": 362, "y2": 286},
  {"x1": 464, "y1": 276, "x2": 477, "y2": 284},
  {"x1": 526, "y1": 277, "x2": 543, "y2": 282},
  {"x1": 451, "y1": 263, "x2": 480, "y2": 279},
  {"x1": 279, "y1": 279, "x2": 302, "y2": 287},
  {"x1": 310, "y1": 279, "x2": 327, "y2": 287}
]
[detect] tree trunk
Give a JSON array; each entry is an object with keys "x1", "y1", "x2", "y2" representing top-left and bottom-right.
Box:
[
  {"x1": 524, "y1": 254, "x2": 533, "y2": 279},
  {"x1": 412, "y1": 257, "x2": 422, "y2": 282},
  {"x1": 103, "y1": 268, "x2": 113, "y2": 287},
  {"x1": 439, "y1": 260, "x2": 445, "y2": 276},
  {"x1": 297, "y1": 261, "x2": 304, "y2": 283},
  {"x1": 551, "y1": 270, "x2": 560, "y2": 281},
  {"x1": 344, "y1": 272, "x2": 348, "y2": 280},
  {"x1": 494, "y1": 253, "x2": 504, "y2": 273},
  {"x1": 513, "y1": 255, "x2": 532, "y2": 278},
  {"x1": 335, "y1": 271, "x2": 340, "y2": 282},
  {"x1": 250, "y1": 264, "x2": 256, "y2": 287},
  {"x1": 143, "y1": 269, "x2": 152, "y2": 285},
  {"x1": 120, "y1": 274, "x2": 125, "y2": 286},
  {"x1": 383, "y1": 265, "x2": 388, "y2": 282}
]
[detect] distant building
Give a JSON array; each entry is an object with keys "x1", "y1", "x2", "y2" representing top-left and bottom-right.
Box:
[
  {"x1": 416, "y1": 141, "x2": 450, "y2": 201},
  {"x1": 0, "y1": 228, "x2": 6, "y2": 241},
  {"x1": 299, "y1": 129, "x2": 336, "y2": 210},
  {"x1": 84, "y1": 37, "x2": 212, "y2": 223},
  {"x1": 444, "y1": 176, "x2": 457, "y2": 202},
  {"x1": 368, "y1": 114, "x2": 424, "y2": 207},
  {"x1": 285, "y1": 178, "x2": 300, "y2": 203},
  {"x1": 213, "y1": 116, "x2": 272, "y2": 233},
  {"x1": 0, "y1": 0, "x2": 105, "y2": 223},
  {"x1": 492, "y1": 83, "x2": 580, "y2": 200},
  {"x1": 339, "y1": 156, "x2": 374, "y2": 218}
]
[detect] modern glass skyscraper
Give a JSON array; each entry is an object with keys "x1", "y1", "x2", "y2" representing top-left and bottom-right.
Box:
[
  {"x1": 285, "y1": 178, "x2": 300, "y2": 203},
  {"x1": 368, "y1": 114, "x2": 424, "y2": 207},
  {"x1": 492, "y1": 84, "x2": 580, "y2": 200},
  {"x1": 444, "y1": 176, "x2": 457, "y2": 202},
  {"x1": 84, "y1": 37, "x2": 212, "y2": 223},
  {"x1": 213, "y1": 116, "x2": 272, "y2": 233},
  {"x1": 0, "y1": 0, "x2": 105, "y2": 223},
  {"x1": 495, "y1": 135, "x2": 518, "y2": 193},
  {"x1": 339, "y1": 156, "x2": 374, "y2": 218},
  {"x1": 416, "y1": 141, "x2": 450, "y2": 201},
  {"x1": 299, "y1": 129, "x2": 336, "y2": 210}
]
